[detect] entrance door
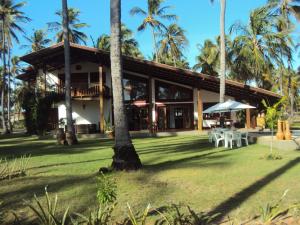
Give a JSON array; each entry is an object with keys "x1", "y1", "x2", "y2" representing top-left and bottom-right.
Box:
[{"x1": 174, "y1": 108, "x2": 184, "y2": 129}]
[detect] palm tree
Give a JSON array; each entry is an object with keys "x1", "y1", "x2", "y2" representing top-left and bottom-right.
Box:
[
  {"x1": 0, "y1": 0, "x2": 30, "y2": 134},
  {"x1": 61, "y1": 0, "x2": 77, "y2": 145},
  {"x1": 48, "y1": 7, "x2": 88, "y2": 44},
  {"x1": 193, "y1": 39, "x2": 219, "y2": 76},
  {"x1": 95, "y1": 24, "x2": 143, "y2": 58},
  {"x1": 130, "y1": 0, "x2": 177, "y2": 62},
  {"x1": 110, "y1": 0, "x2": 142, "y2": 170},
  {"x1": 210, "y1": 0, "x2": 226, "y2": 103},
  {"x1": 230, "y1": 6, "x2": 293, "y2": 89},
  {"x1": 23, "y1": 29, "x2": 51, "y2": 52},
  {"x1": 158, "y1": 24, "x2": 188, "y2": 67}
]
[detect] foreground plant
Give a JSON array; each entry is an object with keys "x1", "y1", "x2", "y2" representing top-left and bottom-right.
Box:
[
  {"x1": 0, "y1": 155, "x2": 31, "y2": 180},
  {"x1": 25, "y1": 187, "x2": 69, "y2": 225},
  {"x1": 259, "y1": 190, "x2": 300, "y2": 224}
]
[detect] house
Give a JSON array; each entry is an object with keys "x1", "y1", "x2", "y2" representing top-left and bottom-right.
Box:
[{"x1": 17, "y1": 42, "x2": 280, "y2": 134}]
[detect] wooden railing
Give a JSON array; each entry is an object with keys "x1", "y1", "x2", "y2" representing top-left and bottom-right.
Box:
[{"x1": 50, "y1": 84, "x2": 111, "y2": 98}]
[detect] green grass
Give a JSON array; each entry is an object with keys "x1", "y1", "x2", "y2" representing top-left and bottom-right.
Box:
[{"x1": 0, "y1": 134, "x2": 300, "y2": 224}]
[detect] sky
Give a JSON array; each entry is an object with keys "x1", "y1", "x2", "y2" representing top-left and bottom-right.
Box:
[{"x1": 14, "y1": 0, "x2": 300, "y2": 69}]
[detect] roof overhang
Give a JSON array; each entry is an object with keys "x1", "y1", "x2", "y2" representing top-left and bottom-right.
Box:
[{"x1": 18, "y1": 42, "x2": 281, "y2": 104}]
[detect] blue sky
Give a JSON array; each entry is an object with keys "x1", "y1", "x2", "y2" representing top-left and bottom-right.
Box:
[{"x1": 15, "y1": 0, "x2": 299, "y2": 69}]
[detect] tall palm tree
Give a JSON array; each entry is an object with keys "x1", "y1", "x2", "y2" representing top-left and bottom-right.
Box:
[
  {"x1": 110, "y1": 0, "x2": 142, "y2": 170},
  {"x1": 48, "y1": 7, "x2": 88, "y2": 44},
  {"x1": 130, "y1": 0, "x2": 177, "y2": 62},
  {"x1": 0, "y1": 0, "x2": 30, "y2": 134},
  {"x1": 95, "y1": 24, "x2": 143, "y2": 58},
  {"x1": 158, "y1": 24, "x2": 188, "y2": 67},
  {"x1": 230, "y1": 6, "x2": 293, "y2": 89},
  {"x1": 23, "y1": 29, "x2": 51, "y2": 52},
  {"x1": 210, "y1": 0, "x2": 226, "y2": 103},
  {"x1": 61, "y1": 0, "x2": 77, "y2": 145}
]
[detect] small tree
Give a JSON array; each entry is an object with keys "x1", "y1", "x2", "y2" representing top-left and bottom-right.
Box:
[{"x1": 262, "y1": 97, "x2": 286, "y2": 154}]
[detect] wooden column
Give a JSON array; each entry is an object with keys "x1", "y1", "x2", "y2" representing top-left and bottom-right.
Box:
[
  {"x1": 197, "y1": 89, "x2": 203, "y2": 131},
  {"x1": 246, "y1": 108, "x2": 251, "y2": 129},
  {"x1": 149, "y1": 78, "x2": 155, "y2": 133},
  {"x1": 43, "y1": 65, "x2": 47, "y2": 95},
  {"x1": 99, "y1": 65, "x2": 104, "y2": 133}
]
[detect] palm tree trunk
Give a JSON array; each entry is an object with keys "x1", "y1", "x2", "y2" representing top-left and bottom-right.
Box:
[
  {"x1": 62, "y1": 0, "x2": 77, "y2": 145},
  {"x1": 1, "y1": 18, "x2": 9, "y2": 134},
  {"x1": 7, "y1": 48, "x2": 12, "y2": 132},
  {"x1": 110, "y1": 0, "x2": 142, "y2": 170},
  {"x1": 219, "y1": 0, "x2": 226, "y2": 103},
  {"x1": 151, "y1": 26, "x2": 159, "y2": 63}
]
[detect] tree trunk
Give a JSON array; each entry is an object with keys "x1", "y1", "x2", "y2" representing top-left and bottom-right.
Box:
[
  {"x1": 62, "y1": 0, "x2": 77, "y2": 145},
  {"x1": 1, "y1": 18, "x2": 9, "y2": 134},
  {"x1": 151, "y1": 26, "x2": 159, "y2": 63},
  {"x1": 7, "y1": 48, "x2": 12, "y2": 133},
  {"x1": 219, "y1": 0, "x2": 226, "y2": 103},
  {"x1": 110, "y1": 0, "x2": 142, "y2": 170}
]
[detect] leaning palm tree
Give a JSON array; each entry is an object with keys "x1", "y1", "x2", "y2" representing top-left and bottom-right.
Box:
[
  {"x1": 158, "y1": 24, "x2": 188, "y2": 67},
  {"x1": 130, "y1": 0, "x2": 177, "y2": 62},
  {"x1": 110, "y1": 0, "x2": 142, "y2": 170},
  {"x1": 48, "y1": 7, "x2": 88, "y2": 44},
  {"x1": 61, "y1": 0, "x2": 77, "y2": 145},
  {"x1": 210, "y1": 0, "x2": 226, "y2": 103},
  {"x1": 0, "y1": 0, "x2": 30, "y2": 134},
  {"x1": 23, "y1": 29, "x2": 51, "y2": 52}
]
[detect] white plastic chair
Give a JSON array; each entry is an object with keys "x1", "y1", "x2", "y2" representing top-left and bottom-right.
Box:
[
  {"x1": 213, "y1": 132, "x2": 224, "y2": 147},
  {"x1": 241, "y1": 132, "x2": 249, "y2": 146},
  {"x1": 228, "y1": 132, "x2": 242, "y2": 149}
]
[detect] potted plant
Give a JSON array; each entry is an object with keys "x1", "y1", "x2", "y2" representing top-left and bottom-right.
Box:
[{"x1": 104, "y1": 115, "x2": 114, "y2": 138}]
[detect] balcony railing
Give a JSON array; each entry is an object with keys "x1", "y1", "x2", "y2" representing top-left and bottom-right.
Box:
[{"x1": 49, "y1": 84, "x2": 111, "y2": 98}]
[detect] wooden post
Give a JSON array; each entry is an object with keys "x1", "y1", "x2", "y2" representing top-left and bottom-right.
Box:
[
  {"x1": 246, "y1": 108, "x2": 251, "y2": 129},
  {"x1": 99, "y1": 65, "x2": 104, "y2": 133},
  {"x1": 148, "y1": 78, "x2": 155, "y2": 133},
  {"x1": 43, "y1": 65, "x2": 47, "y2": 95},
  {"x1": 197, "y1": 89, "x2": 203, "y2": 131}
]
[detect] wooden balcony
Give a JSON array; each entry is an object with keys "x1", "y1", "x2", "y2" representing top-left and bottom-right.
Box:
[{"x1": 50, "y1": 84, "x2": 111, "y2": 99}]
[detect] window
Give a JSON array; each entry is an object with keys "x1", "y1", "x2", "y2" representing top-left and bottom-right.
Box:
[
  {"x1": 156, "y1": 81, "x2": 193, "y2": 101},
  {"x1": 123, "y1": 74, "x2": 148, "y2": 101}
]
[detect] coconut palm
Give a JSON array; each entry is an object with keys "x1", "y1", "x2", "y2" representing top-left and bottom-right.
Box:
[
  {"x1": 158, "y1": 24, "x2": 188, "y2": 67},
  {"x1": 130, "y1": 0, "x2": 177, "y2": 62},
  {"x1": 210, "y1": 0, "x2": 226, "y2": 103},
  {"x1": 61, "y1": 0, "x2": 77, "y2": 145},
  {"x1": 193, "y1": 40, "x2": 219, "y2": 76},
  {"x1": 23, "y1": 29, "x2": 51, "y2": 52},
  {"x1": 95, "y1": 24, "x2": 143, "y2": 58},
  {"x1": 110, "y1": 0, "x2": 142, "y2": 170},
  {"x1": 48, "y1": 7, "x2": 88, "y2": 44},
  {"x1": 230, "y1": 6, "x2": 293, "y2": 89},
  {"x1": 0, "y1": 0, "x2": 30, "y2": 134}
]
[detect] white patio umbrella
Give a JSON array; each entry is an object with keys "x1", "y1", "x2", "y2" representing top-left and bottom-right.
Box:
[{"x1": 203, "y1": 99, "x2": 256, "y2": 114}]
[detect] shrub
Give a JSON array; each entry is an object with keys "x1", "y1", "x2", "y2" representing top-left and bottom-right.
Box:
[
  {"x1": 0, "y1": 155, "x2": 31, "y2": 180},
  {"x1": 259, "y1": 190, "x2": 300, "y2": 224},
  {"x1": 124, "y1": 203, "x2": 151, "y2": 225},
  {"x1": 25, "y1": 187, "x2": 69, "y2": 225},
  {"x1": 96, "y1": 173, "x2": 117, "y2": 206},
  {"x1": 262, "y1": 153, "x2": 283, "y2": 160}
]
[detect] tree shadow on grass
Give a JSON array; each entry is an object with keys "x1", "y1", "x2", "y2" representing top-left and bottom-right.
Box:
[
  {"x1": 207, "y1": 157, "x2": 300, "y2": 223},
  {"x1": 0, "y1": 138, "x2": 114, "y2": 158}
]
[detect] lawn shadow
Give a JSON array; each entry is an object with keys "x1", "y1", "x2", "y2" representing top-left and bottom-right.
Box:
[{"x1": 208, "y1": 157, "x2": 300, "y2": 223}]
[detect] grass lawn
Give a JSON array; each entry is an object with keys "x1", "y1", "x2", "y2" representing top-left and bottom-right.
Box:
[{"x1": 1, "y1": 134, "x2": 300, "y2": 224}]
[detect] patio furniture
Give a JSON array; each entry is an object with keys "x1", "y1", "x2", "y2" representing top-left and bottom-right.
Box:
[
  {"x1": 224, "y1": 131, "x2": 242, "y2": 149},
  {"x1": 213, "y1": 132, "x2": 225, "y2": 147},
  {"x1": 241, "y1": 132, "x2": 249, "y2": 146}
]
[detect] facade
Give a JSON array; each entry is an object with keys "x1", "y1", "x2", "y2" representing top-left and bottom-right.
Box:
[{"x1": 18, "y1": 43, "x2": 281, "y2": 134}]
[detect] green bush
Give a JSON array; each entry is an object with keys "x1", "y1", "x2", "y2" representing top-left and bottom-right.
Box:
[
  {"x1": 0, "y1": 155, "x2": 31, "y2": 180},
  {"x1": 96, "y1": 173, "x2": 117, "y2": 206}
]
